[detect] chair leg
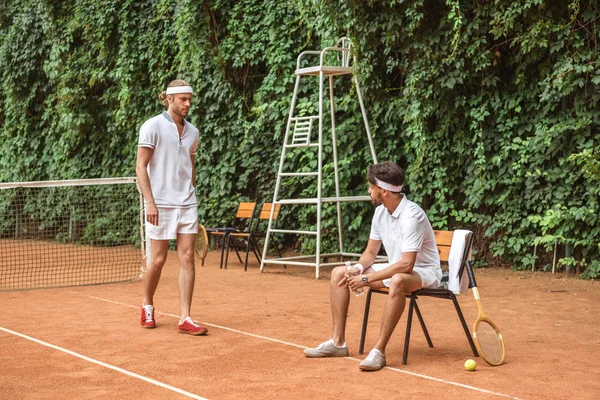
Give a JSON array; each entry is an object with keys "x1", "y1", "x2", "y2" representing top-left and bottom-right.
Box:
[
  {"x1": 225, "y1": 237, "x2": 243, "y2": 270},
  {"x1": 451, "y1": 295, "x2": 479, "y2": 357},
  {"x1": 243, "y1": 236, "x2": 252, "y2": 272},
  {"x1": 271, "y1": 236, "x2": 287, "y2": 269},
  {"x1": 402, "y1": 296, "x2": 417, "y2": 365},
  {"x1": 413, "y1": 301, "x2": 434, "y2": 348},
  {"x1": 230, "y1": 238, "x2": 244, "y2": 264},
  {"x1": 219, "y1": 235, "x2": 228, "y2": 269},
  {"x1": 250, "y1": 236, "x2": 261, "y2": 263},
  {"x1": 359, "y1": 289, "x2": 373, "y2": 355}
]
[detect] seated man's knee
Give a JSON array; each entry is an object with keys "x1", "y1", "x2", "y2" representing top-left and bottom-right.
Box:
[
  {"x1": 331, "y1": 266, "x2": 346, "y2": 283},
  {"x1": 389, "y1": 274, "x2": 409, "y2": 295}
]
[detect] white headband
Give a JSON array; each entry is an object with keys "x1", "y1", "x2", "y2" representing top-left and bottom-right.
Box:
[
  {"x1": 166, "y1": 86, "x2": 193, "y2": 95},
  {"x1": 375, "y1": 178, "x2": 403, "y2": 192}
]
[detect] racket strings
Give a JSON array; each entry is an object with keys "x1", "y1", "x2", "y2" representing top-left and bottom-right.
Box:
[
  {"x1": 195, "y1": 227, "x2": 208, "y2": 259},
  {"x1": 475, "y1": 321, "x2": 504, "y2": 365}
]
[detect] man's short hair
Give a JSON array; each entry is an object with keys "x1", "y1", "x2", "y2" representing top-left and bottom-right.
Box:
[{"x1": 367, "y1": 162, "x2": 405, "y2": 190}]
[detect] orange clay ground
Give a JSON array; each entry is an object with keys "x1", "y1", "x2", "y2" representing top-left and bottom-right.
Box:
[{"x1": 1, "y1": 249, "x2": 599, "y2": 399}]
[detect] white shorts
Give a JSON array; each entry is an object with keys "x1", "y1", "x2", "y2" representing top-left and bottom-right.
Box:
[
  {"x1": 145, "y1": 206, "x2": 198, "y2": 240},
  {"x1": 370, "y1": 263, "x2": 441, "y2": 289}
]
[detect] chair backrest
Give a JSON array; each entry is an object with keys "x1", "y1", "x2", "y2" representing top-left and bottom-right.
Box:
[
  {"x1": 229, "y1": 202, "x2": 257, "y2": 232},
  {"x1": 258, "y1": 203, "x2": 281, "y2": 220},
  {"x1": 236, "y1": 202, "x2": 257, "y2": 218},
  {"x1": 250, "y1": 203, "x2": 281, "y2": 233},
  {"x1": 433, "y1": 230, "x2": 454, "y2": 263}
]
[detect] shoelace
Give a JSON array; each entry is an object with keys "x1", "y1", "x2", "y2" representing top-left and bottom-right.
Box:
[
  {"x1": 183, "y1": 317, "x2": 200, "y2": 327},
  {"x1": 144, "y1": 308, "x2": 154, "y2": 322}
]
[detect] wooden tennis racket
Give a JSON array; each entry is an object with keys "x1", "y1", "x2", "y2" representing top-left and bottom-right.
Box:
[
  {"x1": 466, "y1": 262, "x2": 506, "y2": 366},
  {"x1": 194, "y1": 224, "x2": 209, "y2": 260}
]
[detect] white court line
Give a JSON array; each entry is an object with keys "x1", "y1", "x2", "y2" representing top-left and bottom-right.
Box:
[
  {"x1": 87, "y1": 294, "x2": 521, "y2": 399},
  {"x1": 0, "y1": 326, "x2": 207, "y2": 400},
  {"x1": 87, "y1": 295, "x2": 307, "y2": 350}
]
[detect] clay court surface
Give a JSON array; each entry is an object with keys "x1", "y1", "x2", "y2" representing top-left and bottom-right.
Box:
[{"x1": 1, "y1": 250, "x2": 599, "y2": 399}]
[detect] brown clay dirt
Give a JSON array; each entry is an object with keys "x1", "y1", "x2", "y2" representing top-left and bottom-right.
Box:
[{"x1": 1, "y1": 250, "x2": 599, "y2": 399}]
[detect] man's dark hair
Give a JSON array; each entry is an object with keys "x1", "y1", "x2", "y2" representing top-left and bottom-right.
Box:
[{"x1": 367, "y1": 162, "x2": 404, "y2": 192}]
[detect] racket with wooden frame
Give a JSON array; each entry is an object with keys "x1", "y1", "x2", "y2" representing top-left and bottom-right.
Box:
[
  {"x1": 466, "y1": 261, "x2": 506, "y2": 366},
  {"x1": 194, "y1": 224, "x2": 209, "y2": 260}
]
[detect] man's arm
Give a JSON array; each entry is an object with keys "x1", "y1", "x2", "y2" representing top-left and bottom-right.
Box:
[
  {"x1": 136, "y1": 147, "x2": 158, "y2": 225},
  {"x1": 347, "y1": 252, "x2": 418, "y2": 291},
  {"x1": 190, "y1": 152, "x2": 196, "y2": 189},
  {"x1": 356, "y1": 238, "x2": 382, "y2": 271},
  {"x1": 366, "y1": 252, "x2": 417, "y2": 282}
]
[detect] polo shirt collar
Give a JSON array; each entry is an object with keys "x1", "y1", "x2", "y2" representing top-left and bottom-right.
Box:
[
  {"x1": 161, "y1": 110, "x2": 188, "y2": 127},
  {"x1": 390, "y1": 194, "x2": 408, "y2": 218}
]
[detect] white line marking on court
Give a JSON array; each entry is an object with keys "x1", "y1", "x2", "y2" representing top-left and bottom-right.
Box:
[
  {"x1": 0, "y1": 326, "x2": 208, "y2": 400},
  {"x1": 87, "y1": 295, "x2": 307, "y2": 349},
  {"x1": 87, "y1": 294, "x2": 521, "y2": 399}
]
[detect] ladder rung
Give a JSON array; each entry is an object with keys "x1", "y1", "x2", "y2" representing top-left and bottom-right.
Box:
[
  {"x1": 279, "y1": 172, "x2": 318, "y2": 177},
  {"x1": 284, "y1": 143, "x2": 320, "y2": 149},
  {"x1": 321, "y1": 195, "x2": 371, "y2": 203},
  {"x1": 269, "y1": 229, "x2": 317, "y2": 235},
  {"x1": 275, "y1": 196, "x2": 371, "y2": 204},
  {"x1": 262, "y1": 259, "x2": 317, "y2": 266},
  {"x1": 291, "y1": 116, "x2": 319, "y2": 121},
  {"x1": 294, "y1": 122, "x2": 312, "y2": 128},
  {"x1": 276, "y1": 198, "x2": 319, "y2": 204}
]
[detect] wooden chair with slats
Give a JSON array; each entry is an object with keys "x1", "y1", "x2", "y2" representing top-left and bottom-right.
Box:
[
  {"x1": 204, "y1": 202, "x2": 257, "y2": 269},
  {"x1": 224, "y1": 203, "x2": 285, "y2": 271},
  {"x1": 358, "y1": 230, "x2": 479, "y2": 365}
]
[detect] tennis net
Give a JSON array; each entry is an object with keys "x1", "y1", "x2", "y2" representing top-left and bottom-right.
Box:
[{"x1": 0, "y1": 178, "x2": 144, "y2": 291}]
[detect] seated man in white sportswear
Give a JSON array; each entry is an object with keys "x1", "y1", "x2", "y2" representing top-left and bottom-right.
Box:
[{"x1": 304, "y1": 161, "x2": 441, "y2": 371}]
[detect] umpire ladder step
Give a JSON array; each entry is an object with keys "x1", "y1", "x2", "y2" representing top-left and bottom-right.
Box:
[{"x1": 290, "y1": 116, "x2": 318, "y2": 145}]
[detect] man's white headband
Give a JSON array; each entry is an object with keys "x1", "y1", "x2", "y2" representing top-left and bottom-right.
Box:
[
  {"x1": 166, "y1": 86, "x2": 193, "y2": 95},
  {"x1": 375, "y1": 178, "x2": 403, "y2": 193}
]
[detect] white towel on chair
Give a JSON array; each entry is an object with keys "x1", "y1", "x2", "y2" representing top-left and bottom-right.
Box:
[{"x1": 447, "y1": 230, "x2": 472, "y2": 295}]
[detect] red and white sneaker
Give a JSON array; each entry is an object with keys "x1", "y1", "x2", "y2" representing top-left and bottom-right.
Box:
[
  {"x1": 178, "y1": 317, "x2": 208, "y2": 335},
  {"x1": 140, "y1": 305, "x2": 156, "y2": 329}
]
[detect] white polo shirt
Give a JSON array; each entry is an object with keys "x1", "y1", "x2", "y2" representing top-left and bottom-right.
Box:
[
  {"x1": 138, "y1": 111, "x2": 199, "y2": 208},
  {"x1": 369, "y1": 195, "x2": 441, "y2": 272}
]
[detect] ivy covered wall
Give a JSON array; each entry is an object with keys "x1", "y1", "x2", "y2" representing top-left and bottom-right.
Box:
[{"x1": 1, "y1": 0, "x2": 599, "y2": 277}]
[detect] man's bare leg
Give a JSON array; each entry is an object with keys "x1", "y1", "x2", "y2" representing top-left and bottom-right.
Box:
[
  {"x1": 373, "y1": 272, "x2": 422, "y2": 354},
  {"x1": 143, "y1": 239, "x2": 169, "y2": 306},
  {"x1": 330, "y1": 266, "x2": 352, "y2": 346},
  {"x1": 176, "y1": 233, "x2": 196, "y2": 320}
]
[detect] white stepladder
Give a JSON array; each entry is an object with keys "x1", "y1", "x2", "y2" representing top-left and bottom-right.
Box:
[{"x1": 260, "y1": 37, "x2": 382, "y2": 279}]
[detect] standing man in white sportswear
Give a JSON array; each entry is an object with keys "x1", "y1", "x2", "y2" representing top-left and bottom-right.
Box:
[
  {"x1": 304, "y1": 161, "x2": 441, "y2": 370},
  {"x1": 136, "y1": 79, "x2": 208, "y2": 335}
]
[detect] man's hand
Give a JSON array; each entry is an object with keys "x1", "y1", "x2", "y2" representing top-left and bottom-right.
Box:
[
  {"x1": 337, "y1": 267, "x2": 361, "y2": 288},
  {"x1": 347, "y1": 274, "x2": 368, "y2": 292},
  {"x1": 146, "y1": 203, "x2": 159, "y2": 226}
]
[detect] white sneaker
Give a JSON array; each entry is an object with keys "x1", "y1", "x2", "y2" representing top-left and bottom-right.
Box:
[
  {"x1": 303, "y1": 339, "x2": 349, "y2": 358},
  {"x1": 359, "y1": 348, "x2": 386, "y2": 371}
]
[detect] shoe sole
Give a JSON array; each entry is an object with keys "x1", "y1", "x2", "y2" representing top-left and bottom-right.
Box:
[
  {"x1": 178, "y1": 329, "x2": 208, "y2": 336},
  {"x1": 141, "y1": 324, "x2": 156, "y2": 329},
  {"x1": 303, "y1": 351, "x2": 349, "y2": 358},
  {"x1": 359, "y1": 363, "x2": 385, "y2": 371}
]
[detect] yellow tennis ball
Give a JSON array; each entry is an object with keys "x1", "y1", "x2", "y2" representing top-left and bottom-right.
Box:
[{"x1": 464, "y1": 359, "x2": 477, "y2": 371}]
